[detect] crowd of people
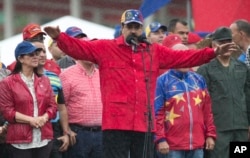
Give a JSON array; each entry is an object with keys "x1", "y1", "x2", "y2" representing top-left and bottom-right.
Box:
[{"x1": 0, "y1": 8, "x2": 249, "y2": 158}]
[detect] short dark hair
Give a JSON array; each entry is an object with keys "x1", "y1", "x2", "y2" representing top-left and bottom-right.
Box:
[
  {"x1": 25, "y1": 33, "x2": 45, "y2": 43},
  {"x1": 168, "y1": 18, "x2": 188, "y2": 33},
  {"x1": 234, "y1": 19, "x2": 250, "y2": 37}
]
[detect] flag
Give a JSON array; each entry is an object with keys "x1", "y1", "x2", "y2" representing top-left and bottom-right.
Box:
[
  {"x1": 139, "y1": 0, "x2": 172, "y2": 18},
  {"x1": 192, "y1": 0, "x2": 250, "y2": 32}
]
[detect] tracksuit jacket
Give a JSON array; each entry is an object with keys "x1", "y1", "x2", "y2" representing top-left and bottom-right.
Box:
[{"x1": 154, "y1": 69, "x2": 216, "y2": 150}]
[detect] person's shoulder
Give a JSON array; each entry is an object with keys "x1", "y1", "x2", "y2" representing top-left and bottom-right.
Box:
[
  {"x1": 189, "y1": 71, "x2": 205, "y2": 79},
  {"x1": 44, "y1": 59, "x2": 61, "y2": 75},
  {"x1": 198, "y1": 59, "x2": 216, "y2": 70},
  {"x1": 59, "y1": 64, "x2": 78, "y2": 76},
  {"x1": 157, "y1": 70, "x2": 172, "y2": 81},
  {"x1": 43, "y1": 70, "x2": 62, "y2": 87},
  {"x1": 0, "y1": 69, "x2": 11, "y2": 81},
  {"x1": 44, "y1": 70, "x2": 59, "y2": 77},
  {"x1": 232, "y1": 57, "x2": 248, "y2": 67},
  {"x1": 57, "y1": 56, "x2": 76, "y2": 69}
]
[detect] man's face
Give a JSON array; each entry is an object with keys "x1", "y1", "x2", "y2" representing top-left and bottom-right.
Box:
[
  {"x1": 32, "y1": 41, "x2": 47, "y2": 66},
  {"x1": 230, "y1": 23, "x2": 243, "y2": 48},
  {"x1": 213, "y1": 39, "x2": 233, "y2": 57},
  {"x1": 121, "y1": 22, "x2": 143, "y2": 42},
  {"x1": 48, "y1": 42, "x2": 65, "y2": 61},
  {"x1": 26, "y1": 33, "x2": 45, "y2": 43},
  {"x1": 148, "y1": 28, "x2": 166, "y2": 44},
  {"x1": 171, "y1": 22, "x2": 189, "y2": 45}
]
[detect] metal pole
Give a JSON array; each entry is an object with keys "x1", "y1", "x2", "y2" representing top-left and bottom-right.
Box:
[
  {"x1": 186, "y1": 0, "x2": 193, "y2": 31},
  {"x1": 3, "y1": 0, "x2": 13, "y2": 38},
  {"x1": 70, "y1": 0, "x2": 81, "y2": 18}
]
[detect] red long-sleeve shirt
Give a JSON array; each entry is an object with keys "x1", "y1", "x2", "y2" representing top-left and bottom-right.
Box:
[{"x1": 56, "y1": 33, "x2": 215, "y2": 132}]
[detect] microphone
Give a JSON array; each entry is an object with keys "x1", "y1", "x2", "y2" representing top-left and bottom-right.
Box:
[
  {"x1": 138, "y1": 34, "x2": 151, "y2": 45},
  {"x1": 126, "y1": 34, "x2": 138, "y2": 46}
]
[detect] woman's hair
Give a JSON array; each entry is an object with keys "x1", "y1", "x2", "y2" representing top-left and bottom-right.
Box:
[{"x1": 11, "y1": 59, "x2": 42, "y2": 77}]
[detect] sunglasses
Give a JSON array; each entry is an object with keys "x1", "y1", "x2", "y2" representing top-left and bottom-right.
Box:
[{"x1": 21, "y1": 51, "x2": 40, "y2": 57}]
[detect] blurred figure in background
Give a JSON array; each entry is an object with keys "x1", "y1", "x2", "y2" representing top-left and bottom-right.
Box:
[
  {"x1": 57, "y1": 26, "x2": 88, "y2": 70},
  {"x1": 187, "y1": 32, "x2": 202, "y2": 49},
  {"x1": 31, "y1": 41, "x2": 74, "y2": 158},
  {"x1": 0, "y1": 67, "x2": 10, "y2": 158},
  {"x1": 145, "y1": 22, "x2": 167, "y2": 44},
  {"x1": 113, "y1": 24, "x2": 122, "y2": 38},
  {"x1": 230, "y1": 19, "x2": 250, "y2": 66},
  {"x1": 168, "y1": 19, "x2": 189, "y2": 45}
]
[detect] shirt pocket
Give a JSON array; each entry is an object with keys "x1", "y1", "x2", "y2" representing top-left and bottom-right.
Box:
[
  {"x1": 108, "y1": 94, "x2": 128, "y2": 117},
  {"x1": 234, "y1": 71, "x2": 246, "y2": 89}
]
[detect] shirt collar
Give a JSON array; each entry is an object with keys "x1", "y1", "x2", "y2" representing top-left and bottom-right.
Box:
[{"x1": 76, "y1": 62, "x2": 97, "y2": 76}]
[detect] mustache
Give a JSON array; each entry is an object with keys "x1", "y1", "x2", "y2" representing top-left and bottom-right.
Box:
[{"x1": 129, "y1": 33, "x2": 138, "y2": 38}]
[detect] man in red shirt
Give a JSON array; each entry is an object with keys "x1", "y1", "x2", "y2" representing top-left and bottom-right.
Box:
[{"x1": 44, "y1": 9, "x2": 235, "y2": 158}]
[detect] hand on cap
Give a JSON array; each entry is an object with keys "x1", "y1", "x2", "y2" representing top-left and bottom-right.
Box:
[
  {"x1": 214, "y1": 42, "x2": 238, "y2": 56},
  {"x1": 44, "y1": 26, "x2": 61, "y2": 40}
]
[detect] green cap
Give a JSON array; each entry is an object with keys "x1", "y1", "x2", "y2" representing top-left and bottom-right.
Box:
[{"x1": 212, "y1": 27, "x2": 232, "y2": 41}]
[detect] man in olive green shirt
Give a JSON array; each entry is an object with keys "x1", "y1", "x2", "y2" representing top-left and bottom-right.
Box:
[{"x1": 197, "y1": 27, "x2": 250, "y2": 158}]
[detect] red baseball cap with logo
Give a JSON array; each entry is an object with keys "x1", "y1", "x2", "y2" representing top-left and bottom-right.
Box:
[
  {"x1": 22, "y1": 23, "x2": 46, "y2": 40},
  {"x1": 162, "y1": 34, "x2": 182, "y2": 48}
]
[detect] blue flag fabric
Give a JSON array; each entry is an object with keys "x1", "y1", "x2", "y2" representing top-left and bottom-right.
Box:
[{"x1": 139, "y1": 0, "x2": 172, "y2": 18}]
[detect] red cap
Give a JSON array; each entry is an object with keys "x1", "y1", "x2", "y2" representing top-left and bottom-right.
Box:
[
  {"x1": 188, "y1": 32, "x2": 202, "y2": 44},
  {"x1": 162, "y1": 34, "x2": 182, "y2": 48},
  {"x1": 44, "y1": 60, "x2": 61, "y2": 75},
  {"x1": 22, "y1": 23, "x2": 46, "y2": 40}
]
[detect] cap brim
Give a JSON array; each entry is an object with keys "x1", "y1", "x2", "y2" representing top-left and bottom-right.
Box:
[
  {"x1": 20, "y1": 47, "x2": 39, "y2": 56},
  {"x1": 151, "y1": 25, "x2": 167, "y2": 32},
  {"x1": 123, "y1": 20, "x2": 143, "y2": 25},
  {"x1": 29, "y1": 32, "x2": 47, "y2": 39},
  {"x1": 214, "y1": 37, "x2": 232, "y2": 41},
  {"x1": 72, "y1": 32, "x2": 87, "y2": 38}
]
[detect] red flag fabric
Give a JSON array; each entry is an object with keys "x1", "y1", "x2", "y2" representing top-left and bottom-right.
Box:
[{"x1": 192, "y1": 0, "x2": 250, "y2": 32}]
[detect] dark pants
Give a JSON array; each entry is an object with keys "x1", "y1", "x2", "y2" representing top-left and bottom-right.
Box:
[
  {"x1": 0, "y1": 143, "x2": 8, "y2": 158},
  {"x1": 205, "y1": 129, "x2": 248, "y2": 158},
  {"x1": 66, "y1": 124, "x2": 102, "y2": 158},
  {"x1": 50, "y1": 121, "x2": 63, "y2": 158},
  {"x1": 7, "y1": 141, "x2": 53, "y2": 158},
  {"x1": 103, "y1": 130, "x2": 154, "y2": 158},
  {"x1": 157, "y1": 149, "x2": 203, "y2": 158}
]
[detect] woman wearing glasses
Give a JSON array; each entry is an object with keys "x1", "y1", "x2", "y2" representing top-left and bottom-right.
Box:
[{"x1": 0, "y1": 41, "x2": 57, "y2": 158}]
